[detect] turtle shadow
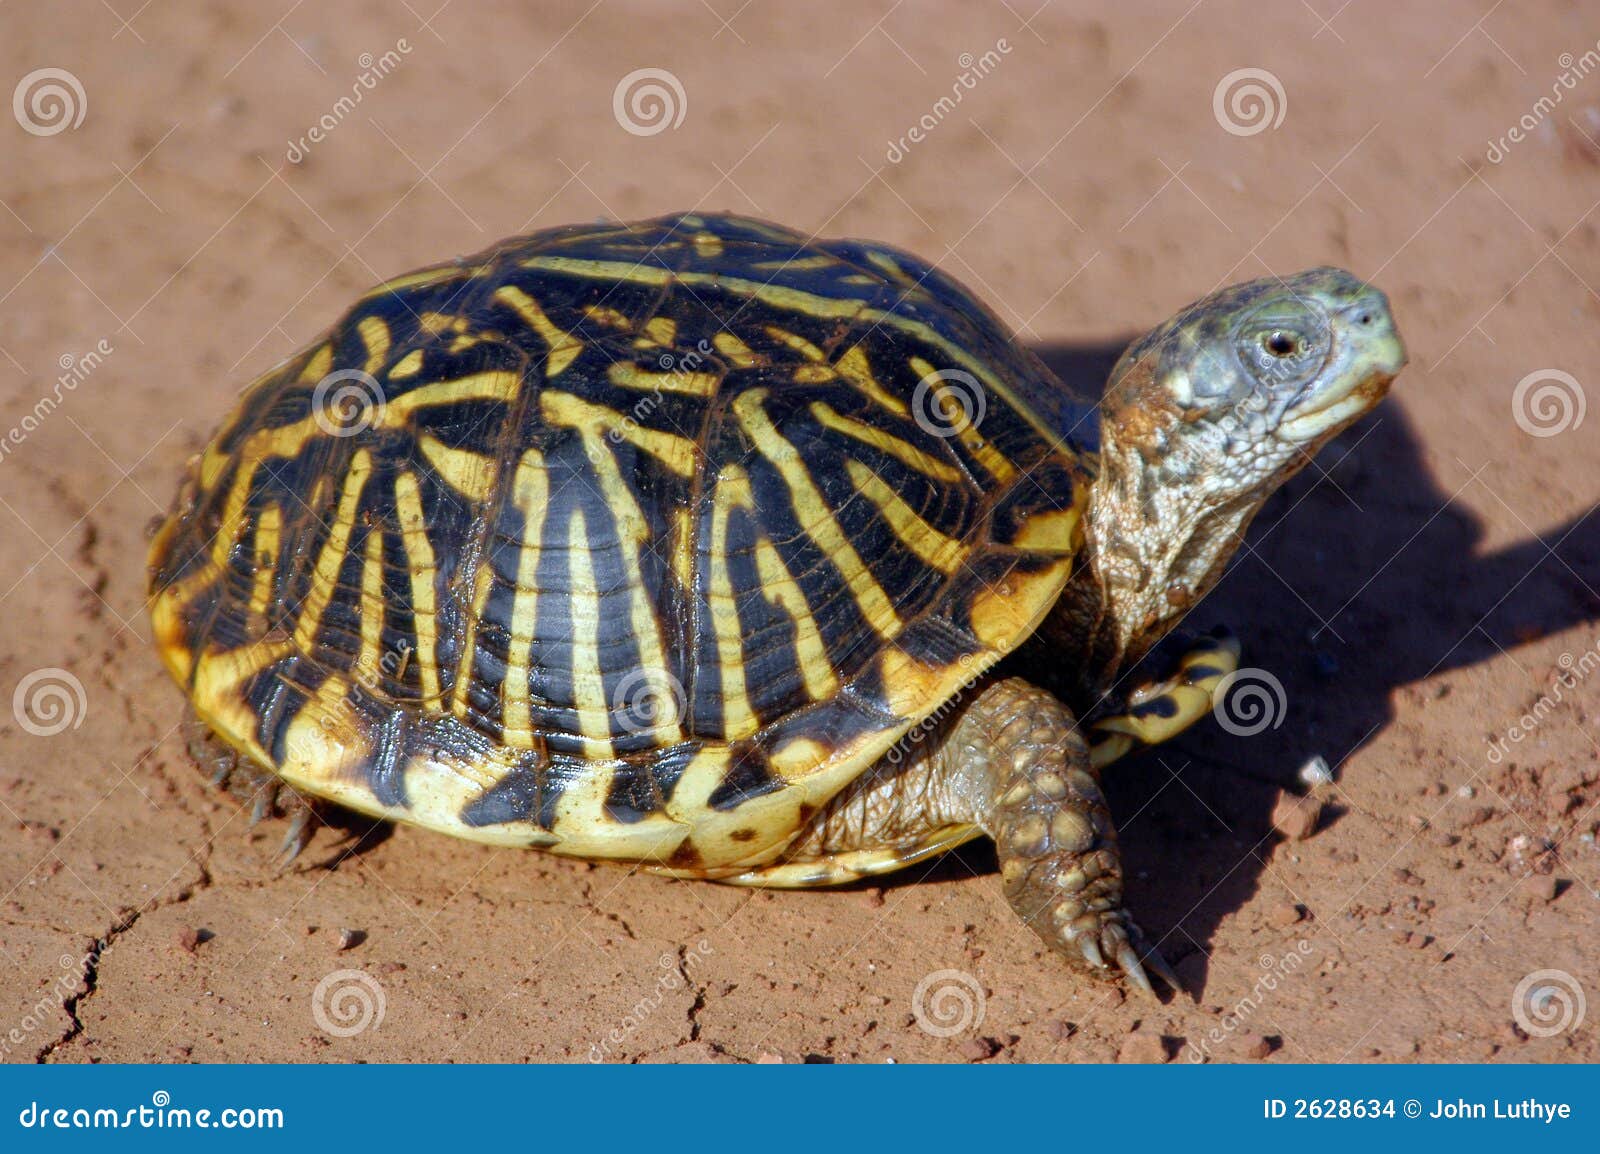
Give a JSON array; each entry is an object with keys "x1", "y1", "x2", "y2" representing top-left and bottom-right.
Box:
[{"x1": 1006, "y1": 338, "x2": 1600, "y2": 998}]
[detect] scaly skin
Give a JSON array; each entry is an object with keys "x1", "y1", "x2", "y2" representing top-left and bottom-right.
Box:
[{"x1": 957, "y1": 678, "x2": 1176, "y2": 995}]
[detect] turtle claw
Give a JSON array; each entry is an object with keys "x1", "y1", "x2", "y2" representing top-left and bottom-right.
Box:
[
  {"x1": 1079, "y1": 935, "x2": 1105, "y2": 970},
  {"x1": 277, "y1": 808, "x2": 314, "y2": 867}
]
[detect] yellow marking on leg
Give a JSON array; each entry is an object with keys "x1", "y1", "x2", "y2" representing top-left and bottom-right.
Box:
[
  {"x1": 502, "y1": 448, "x2": 547, "y2": 740},
  {"x1": 293, "y1": 450, "x2": 373, "y2": 652},
  {"x1": 834, "y1": 345, "x2": 909, "y2": 416},
  {"x1": 541, "y1": 391, "x2": 698, "y2": 478},
  {"x1": 493, "y1": 285, "x2": 583, "y2": 377},
  {"x1": 607, "y1": 361, "x2": 719, "y2": 397},
  {"x1": 451, "y1": 560, "x2": 495, "y2": 720},
  {"x1": 809, "y1": 401, "x2": 962, "y2": 482},
  {"x1": 844, "y1": 459, "x2": 969, "y2": 575},
  {"x1": 908, "y1": 355, "x2": 1017, "y2": 482},
  {"x1": 713, "y1": 332, "x2": 763, "y2": 367},
  {"x1": 416, "y1": 433, "x2": 498, "y2": 503},
  {"x1": 393, "y1": 471, "x2": 441, "y2": 702},
  {"x1": 355, "y1": 525, "x2": 387, "y2": 680},
  {"x1": 247, "y1": 503, "x2": 282, "y2": 620},
  {"x1": 390, "y1": 349, "x2": 424, "y2": 379},
  {"x1": 358, "y1": 316, "x2": 391, "y2": 374},
  {"x1": 733, "y1": 389, "x2": 901, "y2": 640},
  {"x1": 566, "y1": 508, "x2": 615, "y2": 757},
  {"x1": 706, "y1": 466, "x2": 760, "y2": 741},
  {"x1": 750, "y1": 537, "x2": 836, "y2": 702}
]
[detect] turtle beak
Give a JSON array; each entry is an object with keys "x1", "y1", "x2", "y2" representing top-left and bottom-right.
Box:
[{"x1": 1279, "y1": 282, "x2": 1405, "y2": 444}]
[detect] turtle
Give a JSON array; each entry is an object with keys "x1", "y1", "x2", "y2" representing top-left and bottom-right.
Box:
[{"x1": 147, "y1": 212, "x2": 1405, "y2": 994}]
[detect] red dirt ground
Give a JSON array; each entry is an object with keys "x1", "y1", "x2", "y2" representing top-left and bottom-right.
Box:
[{"x1": 1, "y1": 0, "x2": 1596, "y2": 1063}]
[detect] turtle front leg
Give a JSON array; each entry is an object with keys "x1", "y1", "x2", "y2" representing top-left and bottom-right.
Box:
[{"x1": 949, "y1": 677, "x2": 1178, "y2": 997}]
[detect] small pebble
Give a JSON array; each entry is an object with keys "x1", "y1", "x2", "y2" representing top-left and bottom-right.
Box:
[
  {"x1": 959, "y1": 1036, "x2": 1001, "y2": 1061},
  {"x1": 337, "y1": 928, "x2": 365, "y2": 951},
  {"x1": 1272, "y1": 791, "x2": 1323, "y2": 841},
  {"x1": 1117, "y1": 1032, "x2": 1169, "y2": 1064},
  {"x1": 1267, "y1": 901, "x2": 1303, "y2": 928},
  {"x1": 1298, "y1": 755, "x2": 1333, "y2": 788},
  {"x1": 1535, "y1": 875, "x2": 1561, "y2": 903},
  {"x1": 1045, "y1": 1019, "x2": 1076, "y2": 1042},
  {"x1": 1241, "y1": 1031, "x2": 1273, "y2": 1060},
  {"x1": 174, "y1": 927, "x2": 201, "y2": 954}
]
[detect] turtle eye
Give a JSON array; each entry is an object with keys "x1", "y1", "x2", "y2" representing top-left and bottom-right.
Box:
[{"x1": 1263, "y1": 330, "x2": 1299, "y2": 358}]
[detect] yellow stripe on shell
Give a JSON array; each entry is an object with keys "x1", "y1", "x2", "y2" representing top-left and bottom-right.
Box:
[
  {"x1": 246, "y1": 503, "x2": 282, "y2": 621},
  {"x1": 843, "y1": 459, "x2": 970, "y2": 575},
  {"x1": 355, "y1": 524, "x2": 388, "y2": 682},
  {"x1": 516, "y1": 256, "x2": 1062, "y2": 447},
  {"x1": 706, "y1": 465, "x2": 761, "y2": 741},
  {"x1": 540, "y1": 390, "x2": 698, "y2": 478},
  {"x1": 492, "y1": 285, "x2": 583, "y2": 377},
  {"x1": 292, "y1": 450, "x2": 373, "y2": 651},
  {"x1": 712, "y1": 331, "x2": 763, "y2": 367},
  {"x1": 393, "y1": 470, "x2": 443, "y2": 703},
  {"x1": 750, "y1": 537, "x2": 837, "y2": 703},
  {"x1": 733, "y1": 388, "x2": 902, "y2": 642},
  {"x1": 565, "y1": 424, "x2": 682, "y2": 743},
  {"x1": 809, "y1": 400, "x2": 962, "y2": 483},
  {"x1": 415, "y1": 433, "x2": 498, "y2": 503},
  {"x1": 565, "y1": 506, "x2": 616, "y2": 758},
  {"x1": 501, "y1": 448, "x2": 547, "y2": 741},
  {"x1": 358, "y1": 316, "x2": 391, "y2": 374},
  {"x1": 606, "y1": 361, "x2": 719, "y2": 397},
  {"x1": 908, "y1": 355, "x2": 1017, "y2": 482},
  {"x1": 451, "y1": 559, "x2": 495, "y2": 720}
]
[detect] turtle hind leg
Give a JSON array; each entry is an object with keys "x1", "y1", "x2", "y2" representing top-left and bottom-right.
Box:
[
  {"x1": 954, "y1": 677, "x2": 1180, "y2": 998},
  {"x1": 181, "y1": 708, "x2": 318, "y2": 866}
]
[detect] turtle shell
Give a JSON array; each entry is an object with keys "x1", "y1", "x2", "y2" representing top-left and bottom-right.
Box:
[{"x1": 148, "y1": 213, "x2": 1093, "y2": 873}]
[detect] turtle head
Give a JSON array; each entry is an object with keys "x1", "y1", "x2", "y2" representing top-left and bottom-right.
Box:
[{"x1": 1083, "y1": 268, "x2": 1405, "y2": 672}]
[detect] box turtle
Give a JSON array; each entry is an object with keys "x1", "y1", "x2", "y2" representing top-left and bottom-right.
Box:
[{"x1": 148, "y1": 212, "x2": 1405, "y2": 994}]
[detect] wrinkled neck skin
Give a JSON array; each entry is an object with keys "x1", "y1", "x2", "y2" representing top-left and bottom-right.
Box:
[{"x1": 1040, "y1": 430, "x2": 1296, "y2": 711}]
